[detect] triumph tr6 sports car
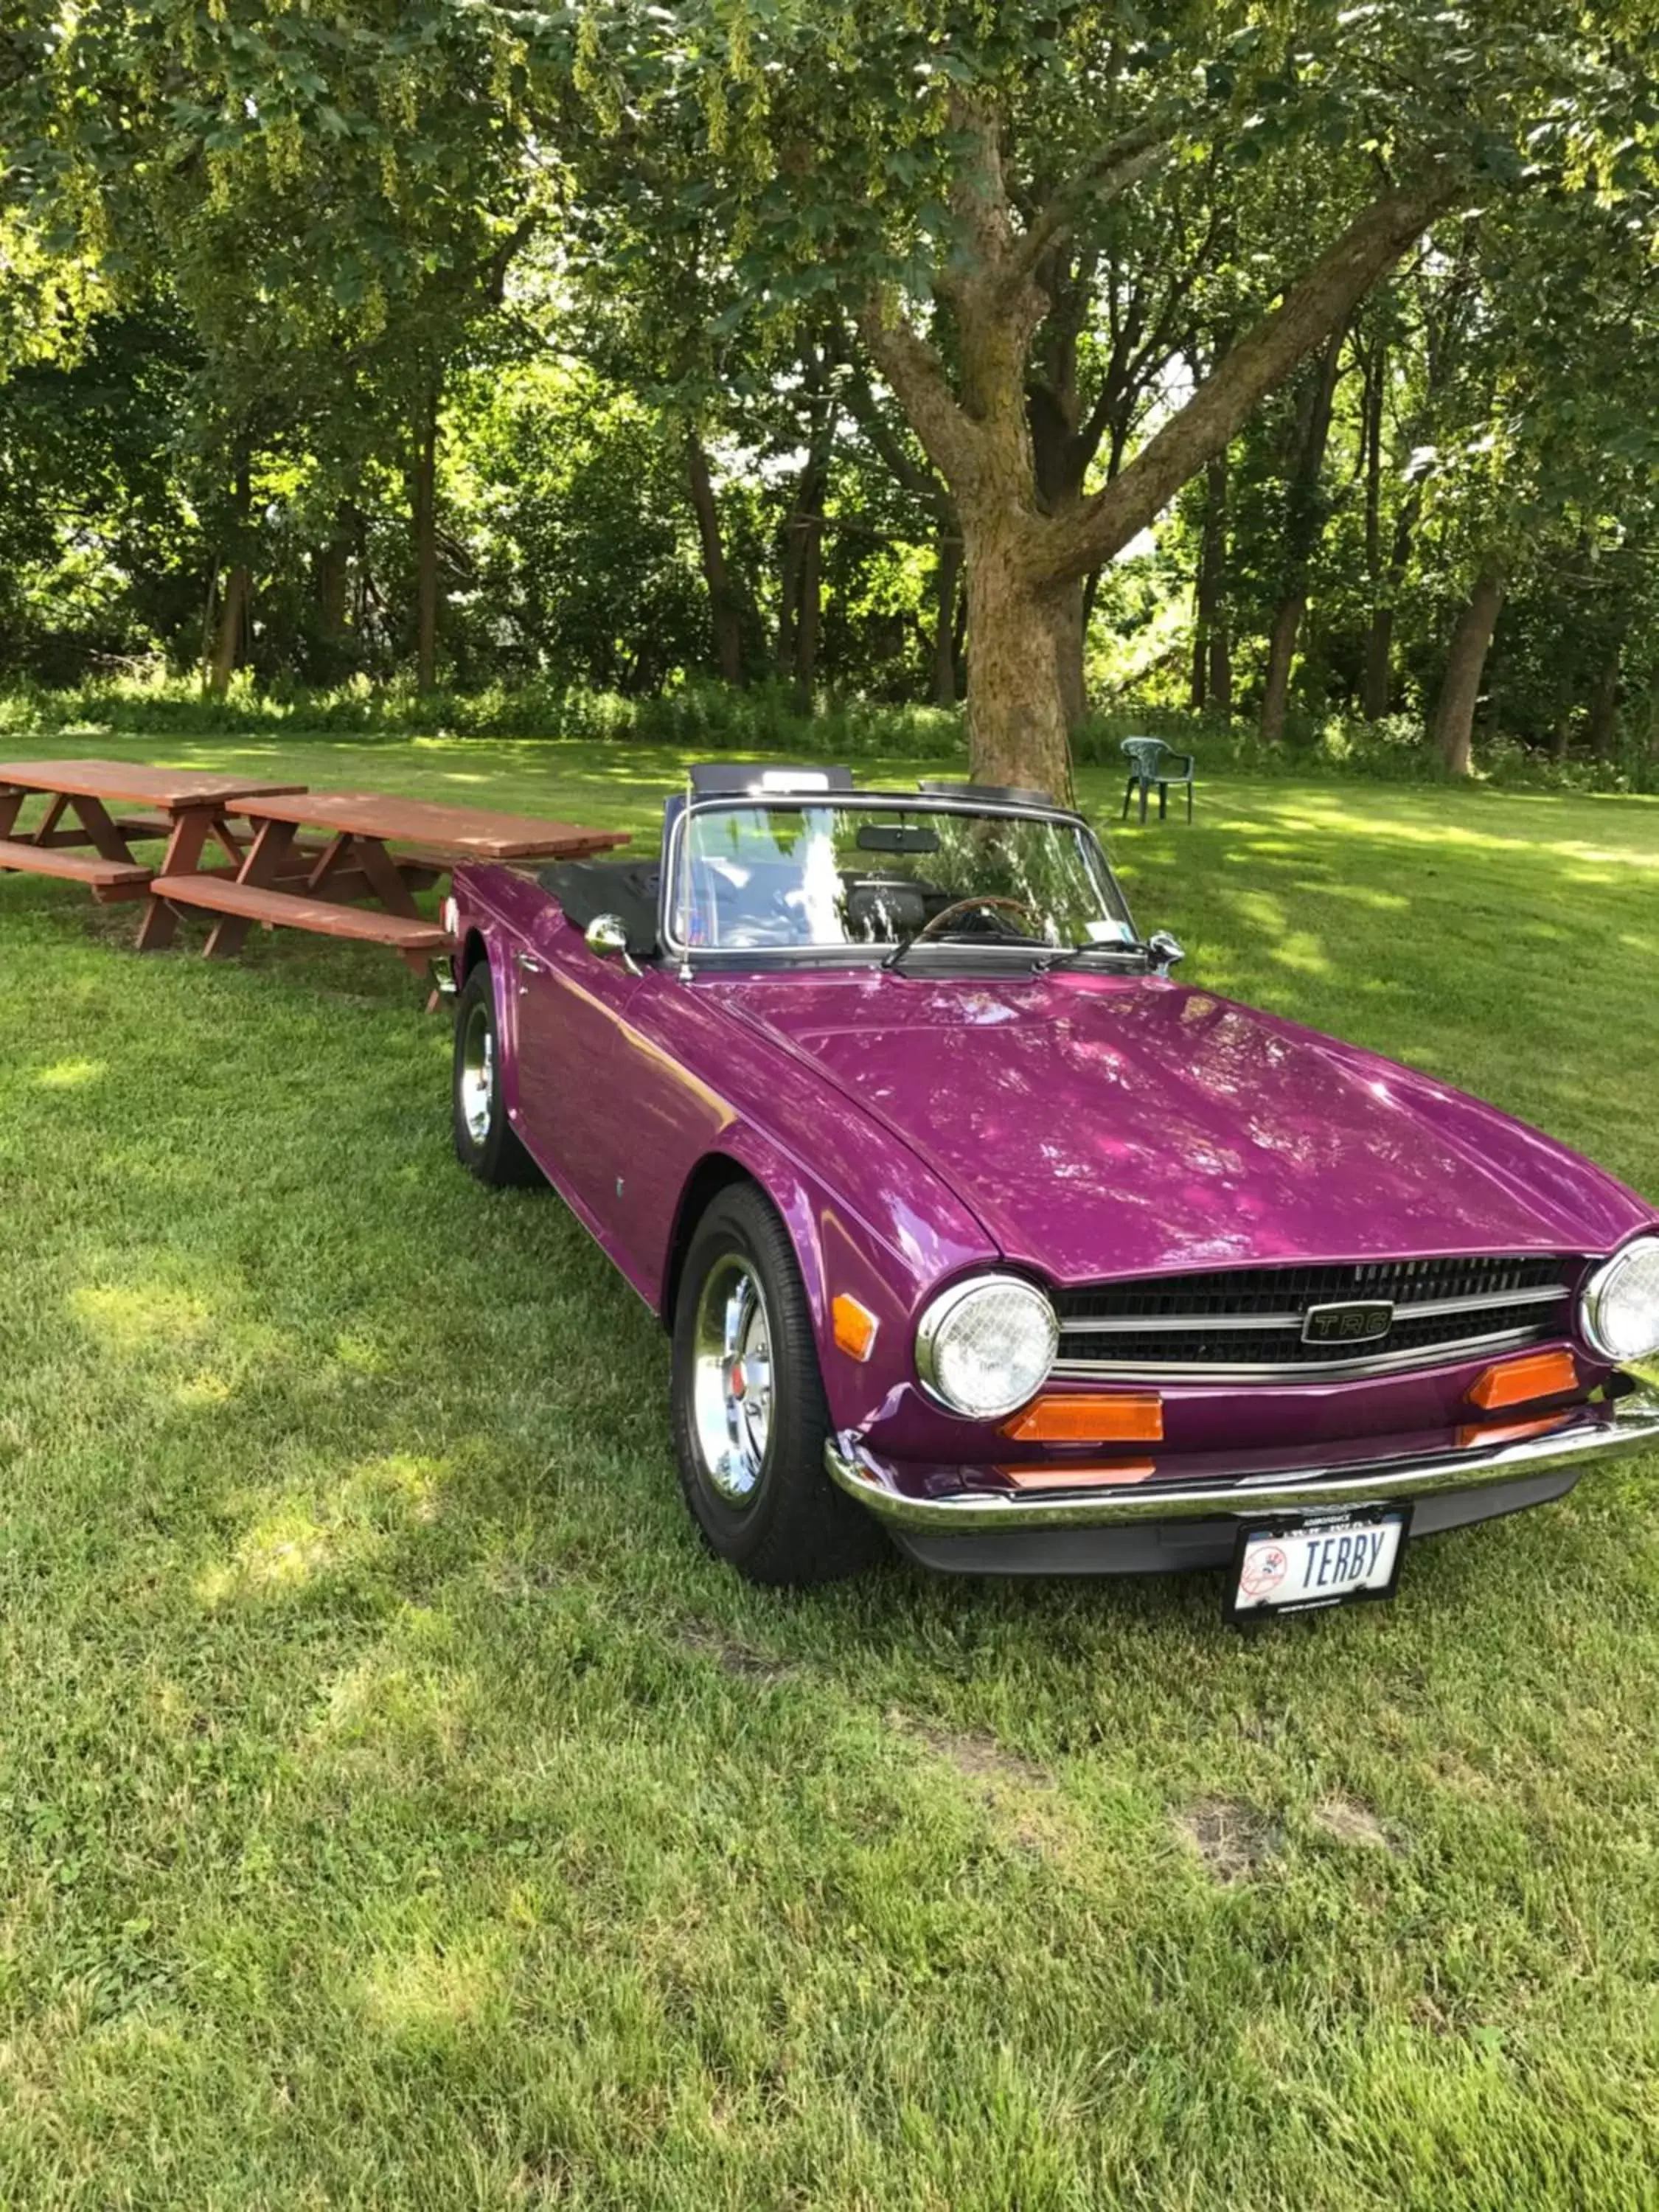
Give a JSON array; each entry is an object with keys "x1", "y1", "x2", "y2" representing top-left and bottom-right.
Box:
[{"x1": 444, "y1": 763, "x2": 1659, "y2": 1616}]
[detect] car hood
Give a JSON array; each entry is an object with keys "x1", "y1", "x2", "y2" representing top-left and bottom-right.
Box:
[{"x1": 708, "y1": 970, "x2": 1651, "y2": 1284}]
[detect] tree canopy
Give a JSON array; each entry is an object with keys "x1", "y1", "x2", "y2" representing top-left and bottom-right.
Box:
[{"x1": 1, "y1": 0, "x2": 1656, "y2": 781}]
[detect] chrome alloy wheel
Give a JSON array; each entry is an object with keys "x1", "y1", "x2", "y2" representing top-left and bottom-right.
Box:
[
  {"x1": 459, "y1": 999, "x2": 495, "y2": 1145},
  {"x1": 691, "y1": 1254, "x2": 776, "y2": 1505}
]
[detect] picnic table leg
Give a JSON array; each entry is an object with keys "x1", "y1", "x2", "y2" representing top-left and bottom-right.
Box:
[
  {"x1": 305, "y1": 832, "x2": 355, "y2": 896},
  {"x1": 204, "y1": 818, "x2": 299, "y2": 959},
  {"x1": 0, "y1": 788, "x2": 24, "y2": 841},
  {"x1": 136, "y1": 804, "x2": 217, "y2": 950},
  {"x1": 351, "y1": 837, "x2": 425, "y2": 920},
  {"x1": 67, "y1": 795, "x2": 135, "y2": 863}
]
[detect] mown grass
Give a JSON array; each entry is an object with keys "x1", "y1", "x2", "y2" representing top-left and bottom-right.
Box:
[{"x1": 2, "y1": 730, "x2": 1658, "y2": 2208}]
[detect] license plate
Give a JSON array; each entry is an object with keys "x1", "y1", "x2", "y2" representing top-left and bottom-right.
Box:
[{"x1": 1225, "y1": 1505, "x2": 1410, "y2": 1621}]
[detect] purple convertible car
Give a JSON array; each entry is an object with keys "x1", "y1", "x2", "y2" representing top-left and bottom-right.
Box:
[{"x1": 445, "y1": 763, "x2": 1659, "y2": 1616}]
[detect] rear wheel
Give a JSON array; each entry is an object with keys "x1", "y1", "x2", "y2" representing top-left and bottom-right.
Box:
[
  {"x1": 452, "y1": 961, "x2": 540, "y2": 1186},
  {"x1": 670, "y1": 1184, "x2": 886, "y2": 1585}
]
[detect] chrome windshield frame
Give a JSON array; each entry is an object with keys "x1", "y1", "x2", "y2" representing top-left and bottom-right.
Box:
[{"x1": 658, "y1": 787, "x2": 1140, "y2": 972}]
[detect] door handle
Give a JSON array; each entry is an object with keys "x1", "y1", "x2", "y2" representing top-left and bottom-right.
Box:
[{"x1": 515, "y1": 951, "x2": 545, "y2": 975}]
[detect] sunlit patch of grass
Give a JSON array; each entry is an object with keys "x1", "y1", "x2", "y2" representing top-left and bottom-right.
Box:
[
  {"x1": 0, "y1": 730, "x2": 1655, "y2": 2205},
  {"x1": 33, "y1": 1057, "x2": 106, "y2": 1088},
  {"x1": 173, "y1": 1369, "x2": 234, "y2": 1408},
  {"x1": 69, "y1": 1282, "x2": 213, "y2": 1350},
  {"x1": 197, "y1": 1510, "x2": 341, "y2": 1601},
  {"x1": 1267, "y1": 931, "x2": 1332, "y2": 976},
  {"x1": 353, "y1": 1933, "x2": 512, "y2": 2052}
]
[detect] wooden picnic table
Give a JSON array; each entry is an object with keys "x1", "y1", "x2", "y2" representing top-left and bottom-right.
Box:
[
  {"x1": 147, "y1": 786, "x2": 628, "y2": 976},
  {"x1": 0, "y1": 757, "x2": 305, "y2": 915}
]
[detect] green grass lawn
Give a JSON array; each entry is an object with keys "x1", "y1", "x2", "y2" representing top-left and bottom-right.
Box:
[{"x1": 3, "y1": 731, "x2": 1658, "y2": 2208}]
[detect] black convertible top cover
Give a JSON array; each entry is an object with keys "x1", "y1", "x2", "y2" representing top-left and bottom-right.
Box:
[
  {"x1": 689, "y1": 761, "x2": 855, "y2": 796},
  {"x1": 538, "y1": 858, "x2": 660, "y2": 957}
]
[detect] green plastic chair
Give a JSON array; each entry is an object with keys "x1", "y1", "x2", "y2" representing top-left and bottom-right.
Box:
[{"x1": 1120, "y1": 737, "x2": 1195, "y2": 824}]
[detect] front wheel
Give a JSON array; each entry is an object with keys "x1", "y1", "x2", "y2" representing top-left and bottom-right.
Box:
[
  {"x1": 670, "y1": 1185, "x2": 886, "y2": 1585},
  {"x1": 452, "y1": 961, "x2": 540, "y2": 1187}
]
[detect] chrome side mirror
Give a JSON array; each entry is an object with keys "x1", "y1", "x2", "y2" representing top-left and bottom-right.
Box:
[
  {"x1": 585, "y1": 914, "x2": 641, "y2": 975},
  {"x1": 1147, "y1": 929, "x2": 1186, "y2": 975}
]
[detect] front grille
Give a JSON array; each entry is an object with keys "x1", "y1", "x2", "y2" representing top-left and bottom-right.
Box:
[{"x1": 1054, "y1": 1254, "x2": 1578, "y2": 1379}]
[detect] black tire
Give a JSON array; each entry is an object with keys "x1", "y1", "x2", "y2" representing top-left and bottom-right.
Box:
[
  {"x1": 452, "y1": 961, "x2": 540, "y2": 1187},
  {"x1": 669, "y1": 1183, "x2": 887, "y2": 1586}
]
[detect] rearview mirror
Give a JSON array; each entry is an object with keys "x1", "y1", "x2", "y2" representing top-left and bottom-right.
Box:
[
  {"x1": 585, "y1": 914, "x2": 641, "y2": 975},
  {"x1": 856, "y1": 823, "x2": 941, "y2": 854},
  {"x1": 1147, "y1": 929, "x2": 1186, "y2": 975}
]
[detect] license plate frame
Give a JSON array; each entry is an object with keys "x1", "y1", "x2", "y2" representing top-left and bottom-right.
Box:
[{"x1": 1225, "y1": 1501, "x2": 1412, "y2": 1624}]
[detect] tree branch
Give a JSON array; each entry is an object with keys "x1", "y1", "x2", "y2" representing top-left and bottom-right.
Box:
[
  {"x1": 1036, "y1": 175, "x2": 1459, "y2": 589},
  {"x1": 855, "y1": 292, "x2": 980, "y2": 487},
  {"x1": 1006, "y1": 119, "x2": 1171, "y2": 289},
  {"x1": 841, "y1": 369, "x2": 951, "y2": 513}
]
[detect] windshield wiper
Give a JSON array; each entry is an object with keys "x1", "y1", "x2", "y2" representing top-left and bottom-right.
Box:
[
  {"x1": 1032, "y1": 939, "x2": 1150, "y2": 975},
  {"x1": 880, "y1": 933, "x2": 930, "y2": 973},
  {"x1": 881, "y1": 925, "x2": 1034, "y2": 973},
  {"x1": 884, "y1": 931, "x2": 1145, "y2": 976}
]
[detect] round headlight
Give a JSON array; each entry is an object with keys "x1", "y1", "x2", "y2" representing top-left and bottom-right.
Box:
[
  {"x1": 916, "y1": 1275, "x2": 1059, "y2": 1420},
  {"x1": 1581, "y1": 1235, "x2": 1659, "y2": 1365}
]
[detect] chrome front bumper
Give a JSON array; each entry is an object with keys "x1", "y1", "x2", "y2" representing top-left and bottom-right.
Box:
[{"x1": 825, "y1": 1388, "x2": 1659, "y2": 1534}]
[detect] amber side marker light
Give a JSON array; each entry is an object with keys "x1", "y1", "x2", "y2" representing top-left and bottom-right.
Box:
[
  {"x1": 1467, "y1": 1347, "x2": 1578, "y2": 1412},
  {"x1": 1456, "y1": 1413, "x2": 1571, "y2": 1451},
  {"x1": 832, "y1": 1294, "x2": 878, "y2": 1363},
  {"x1": 1001, "y1": 1461, "x2": 1158, "y2": 1490},
  {"x1": 1002, "y1": 1392, "x2": 1164, "y2": 1444}
]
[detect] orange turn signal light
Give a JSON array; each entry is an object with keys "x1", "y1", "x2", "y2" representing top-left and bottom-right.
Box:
[
  {"x1": 1000, "y1": 1460, "x2": 1158, "y2": 1489},
  {"x1": 1001, "y1": 1392, "x2": 1164, "y2": 1444},
  {"x1": 832, "y1": 1294, "x2": 878, "y2": 1363},
  {"x1": 1456, "y1": 1413, "x2": 1571, "y2": 1451},
  {"x1": 1467, "y1": 1348, "x2": 1578, "y2": 1412}
]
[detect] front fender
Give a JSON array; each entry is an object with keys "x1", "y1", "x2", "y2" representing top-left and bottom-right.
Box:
[
  {"x1": 449, "y1": 864, "x2": 560, "y2": 1134},
  {"x1": 672, "y1": 1127, "x2": 985, "y2": 1437}
]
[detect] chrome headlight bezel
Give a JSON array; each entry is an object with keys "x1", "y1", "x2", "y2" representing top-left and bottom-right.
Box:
[
  {"x1": 1580, "y1": 1234, "x2": 1659, "y2": 1366},
  {"x1": 915, "y1": 1273, "x2": 1060, "y2": 1421}
]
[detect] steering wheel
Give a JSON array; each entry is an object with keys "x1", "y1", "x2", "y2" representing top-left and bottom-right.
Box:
[{"x1": 909, "y1": 894, "x2": 1045, "y2": 945}]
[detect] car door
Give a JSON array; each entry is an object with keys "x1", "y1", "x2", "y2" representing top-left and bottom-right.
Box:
[{"x1": 512, "y1": 901, "x2": 646, "y2": 1248}]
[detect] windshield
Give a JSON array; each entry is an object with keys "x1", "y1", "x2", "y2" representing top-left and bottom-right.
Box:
[{"x1": 671, "y1": 800, "x2": 1136, "y2": 959}]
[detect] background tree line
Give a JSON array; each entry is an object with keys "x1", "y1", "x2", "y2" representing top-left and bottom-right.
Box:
[{"x1": 1, "y1": 1, "x2": 1655, "y2": 789}]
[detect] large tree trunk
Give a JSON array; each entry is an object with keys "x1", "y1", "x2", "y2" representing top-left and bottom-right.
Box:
[
  {"x1": 964, "y1": 532, "x2": 1073, "y2": 797},
  {"x1": 932, "y1": 531, "x2": 963, "y2": 706},
  {"x1": 1259, "y1": 332, "x2": 1344, "y2": 743},
  {"x1": 206, "y1": 448, "x2": 252, "y2": 700},
  {"x1": 411, "y1": 381, "x2": 441, "y2": 690},
  {"x1": 686, "y1": 425, "x2": 745, "y2": 685},
  {"x1": 1433, "y1": 565, "x2": 1505, "y2": 776}
]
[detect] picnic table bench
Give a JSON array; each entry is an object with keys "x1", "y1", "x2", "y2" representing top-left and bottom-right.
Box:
[
  {"x1": 0, "y1": 759, "x2": 305, "y2": 906},
  {"x1": 147, "y1": 787, "x2": 628, "y2": 977}
]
